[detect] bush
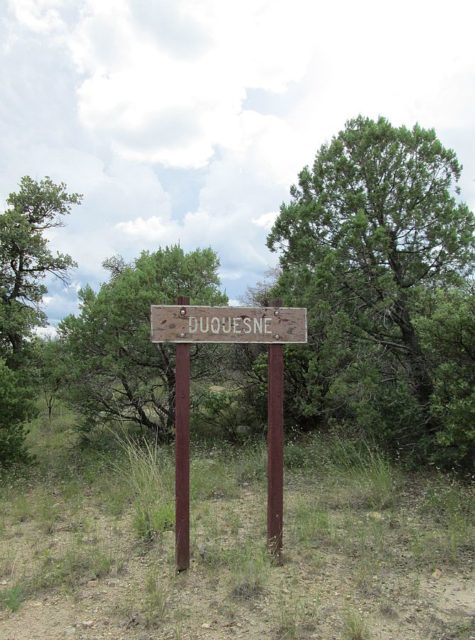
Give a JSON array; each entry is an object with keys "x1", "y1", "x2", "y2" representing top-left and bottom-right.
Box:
[
  {"x1": 417, "y1": 287, "x2": 475, "y2": 471},
  {"x1": 192, "y1": 386, "x2": 264, "y2": 443},
  {"x1": 0, "y1": 360, "x2": 35, "y2": 467}
]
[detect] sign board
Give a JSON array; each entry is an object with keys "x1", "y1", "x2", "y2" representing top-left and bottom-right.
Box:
[{"x1": 151, "y1": 305, "x2": 307, "y2": 344}]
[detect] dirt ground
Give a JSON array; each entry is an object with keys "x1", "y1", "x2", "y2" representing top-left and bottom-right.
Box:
[{"x1": 1, "y1": 481, "x2": 474, "y2": 640}]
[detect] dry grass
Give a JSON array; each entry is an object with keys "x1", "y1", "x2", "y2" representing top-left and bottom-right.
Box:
[{"x1": 0, "y1": 412, "x2": 473, "y2": 639}]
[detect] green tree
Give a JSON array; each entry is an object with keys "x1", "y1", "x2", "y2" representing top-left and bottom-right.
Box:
[
  {"x1": 0, "y1": 176, "x2": 81, "y2": 363},
  {"x1": 416, "y1": 286, "x2": 475, "y2": 470},
  {"x1": 60, "y1": 246, "x2": 227, "y2": 442},
  {"x1": 0, "y1": 176, "x2": 80, "y2": 466},
  {"x1": 31, "y1": 337, "x2": 70, "y2": 421},
  {"x1": 268, "y1": 116, "x2": 474, "y2": 459},
  {"x1": 0, "y1": 359, "x2": 35, "y2": 467}
]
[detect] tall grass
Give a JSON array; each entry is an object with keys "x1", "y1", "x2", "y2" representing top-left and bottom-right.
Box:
[
  {"x1": 115, "y1": 437, "x2": 174, "y2": 540},
  {"x1": 286, "y1": 433, "x2": 399, "y2": 510}
]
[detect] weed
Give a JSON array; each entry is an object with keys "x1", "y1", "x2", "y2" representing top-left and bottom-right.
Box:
[
  {"x1": 0, "y1": 584, "x2": 24, "y2": 612},
  {"x1": 134, "y1": 501, "x2": 174, "y2": 541},
  {"x1": 342, "y1": 609, "x2": 371, "y2": 640},
  {"x1": 229, "y1": 546, "x2": 270, "y2": 600},
  {"x1": 116, "y1": 437, "x2": 174, "y2": 540},
  {"x1": 416, "y1": 478, "x2": 475, "y2": 563},
  {"x1": 284, "y1": 442, "x2": 309, "y2": 470},
  {"x1": 0, "y1": 552, "x2": 16, "y2": 579},
  {"x1": 352, "y1": 557, "x2": 382, "y2": 596},
  {"x1": 234, "y1": 444, "x2": 267, "y2": 485},
  {"x1": 191, "y1": 457, "x2": 238, "y2": 499},
  {"x1": 9, "y1": 493, "x2": 32, "y2": 523},
  {"x1": 443, "y1": 617, "x2": 475, "y2": 640},
  {"x1": 173, "y1": 623, "x2": 184, "y2": 640},
  {"x1": 143, "y1": 571, "x2": 169, "y2": 627},
  {"x1": 35, "y1": 543, "x2": 114, "y2": 591},
  {"x1": 35, "y1": 489, "x2": 61, "y2": 534},
  {"x1": 347, "y1": 515, "x2": 389, "y2": 559},
  {"x1": 274, "y1": 596, "x2": 303, "y2": 639},
  {"x1": 420, "y1": 479, "x2": 474, "y2": 522},
  {"x1": 342, "y1": 453, "x2": 398, "y2": 511},
  {"x1": 291, "y1": 499, "x2": 334, "y2": 547}
]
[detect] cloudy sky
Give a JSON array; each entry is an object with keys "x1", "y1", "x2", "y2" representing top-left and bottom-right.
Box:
[{"x1": 1, "y1": 0, "x2": 474, "y2": 327}]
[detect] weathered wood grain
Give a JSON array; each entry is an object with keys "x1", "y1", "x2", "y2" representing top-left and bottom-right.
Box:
[{"x1": 150, "y1": 305, "x2": 307, "y2": 344}]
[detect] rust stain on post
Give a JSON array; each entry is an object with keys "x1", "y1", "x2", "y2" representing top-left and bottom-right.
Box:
[
  {"x1": 175, "y1": 296, "x2": 190, "y2": 571},
  {"x1": 151, "y1": 306, "x2": 307, "y2": 344}
]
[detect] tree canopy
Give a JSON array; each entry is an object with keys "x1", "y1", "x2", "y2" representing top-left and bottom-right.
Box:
[
  {"x1": 60, "y1": 246, "x2": 227, "y2": 441},
  {"x1": 268, "y1": 116, "x2": 474, "y2": 466},
  {"x1": 0, "y1": 176, "x2": 81, "y2": 362},
  {"x1": 0, "y1": 176, "x2": 80, "y2": 466}
]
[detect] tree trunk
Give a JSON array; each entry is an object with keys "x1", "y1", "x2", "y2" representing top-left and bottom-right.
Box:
[{"x1": 393, "y1": 298, "x2": 436, "y2": 431}]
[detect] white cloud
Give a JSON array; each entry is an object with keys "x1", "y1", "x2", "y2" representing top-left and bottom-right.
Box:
[
  {"x1": 9, "y1": 0, "x2": 66, "y2": 34},
  {"x1": 252, "y1": 212, "x2": 278, "y2": 230},
  {"x1": 33, "y1": 326, "x2": 58, "y2": 339},
  {"x1": 1, "y1": 0, "x2": 474, "y2": 324},
  {"x1": 116, "y1": 215, "x2": 177, "y2": 241},
  {"x1": 63, "y1": 0, "x2": 317, "y2": 168}
]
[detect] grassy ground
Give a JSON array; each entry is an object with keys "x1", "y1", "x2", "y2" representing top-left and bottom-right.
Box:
[{"x1": 0, "y1": 406, "x2": 474, "y2": 639}]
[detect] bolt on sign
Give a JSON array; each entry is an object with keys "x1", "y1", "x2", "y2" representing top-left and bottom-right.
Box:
[
  {"x1": 150, "y1": 305, "x2": 307, "y2": 344},
  {"x1": 151, "y1": 301, "x2": 307, "y2": 571}
]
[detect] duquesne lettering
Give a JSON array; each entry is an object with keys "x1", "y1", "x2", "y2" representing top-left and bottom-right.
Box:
[
  {"x1": 188, "y1": 316, "x2": 272, "y2": 335},
  {"x1": 150, "y1": 305, "x2": 307, "y2": 343}
]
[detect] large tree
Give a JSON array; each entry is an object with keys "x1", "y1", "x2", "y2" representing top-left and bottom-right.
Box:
[
  {"x1": 0, "y1": 176, "x2": 81, "y2": 363},
  {"x1": 268, "y1": 116, "x2": 474, "y2": 453},
  {"x1": 0, "y1": 177, "x2": 80, "y2": 466},
  {"x1": 60, "y1": 246, "x2": 227, "y2": 442}
]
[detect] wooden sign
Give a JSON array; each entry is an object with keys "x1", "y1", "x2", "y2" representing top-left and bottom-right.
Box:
[
  {"x1": 152, "y1": 297, "x2": 308, "y2": 571},
  {"x1": 151, "y1": 305, "x2": 307, "y2": 344}
]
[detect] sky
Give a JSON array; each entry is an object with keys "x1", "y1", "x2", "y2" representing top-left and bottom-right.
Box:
[{"x1": 1, "y1": 0, "x2": 474, "y2": 330}]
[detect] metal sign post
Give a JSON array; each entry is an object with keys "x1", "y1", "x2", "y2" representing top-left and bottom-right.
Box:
[
  {"x1": 267, "y1": 342, "x2": 284, "y2": 557},
  {"x1": 151, "y1": 302, "x2": 307, "y2": 570},
  {"x1": 175, "y1": 296, "x2": 190, "y2": 571}
]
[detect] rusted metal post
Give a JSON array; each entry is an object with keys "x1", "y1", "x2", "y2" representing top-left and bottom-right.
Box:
[
  {"x1": 175, "y1": 295, "x2": 190, "y2": 571},
  {"x1": 267, "y1": 341, "x2": 284, "y2": 558}
]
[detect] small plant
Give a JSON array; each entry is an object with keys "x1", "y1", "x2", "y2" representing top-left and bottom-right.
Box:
[
  {"x1": 291, "y1": 498, "x2": 333, "y2": 547},
  {"x1": 352, "y1": 555, "x2": 382, "y2": 596},
  {"x1": 342, "y1": 609, "x2": 371, "y2": 640},
  {"x1": 191, "y1": 454, "x2": 239, "y2": 500},
  {"x1": 9, "y1": 493, "x2": 32, "y2": 523},
  {"x1": 227, "y1": 543, "x2": 270, "y2": 600},
  {"x1": 284, "y1": 442, "x2": 309, "y2": 470},
  {"x1": 0, "y1": 585, "x2": 24, "y2": 612},
  {"x1": 134, "y1": 501, "x2": 174, "y2": 541},
  {"x1": 143, "y1": 571, "x2": 169, "y2": 628},
  {"x1": 419, "y1": 479, "x2": 475, "y2": 563},
  {"x1": 230, "y1": 566, "x2": 265, "y2": 600},
  {"x1": 361, "y1": 454, "x2": 397, "y2": 510},
  {"x1": 35, "y1": 489, "x2": 61, "y2": 534},
  {"x1": 274, "y1": 597, "x2": 303, "y2": 639},
  {"x1": 116, "y1": 437, "x2": 174, "y2": 541},
  {"x1": 233, "y1": 444, "x2": 267, "y2": 485},
  {"x1": 36, "y1": 544, "x2": 114, "y2": 591}
]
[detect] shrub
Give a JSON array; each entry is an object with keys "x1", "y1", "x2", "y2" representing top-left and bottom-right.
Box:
[{"x1": 0, "y1": 360, "x2": 35, "y2": 467}]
